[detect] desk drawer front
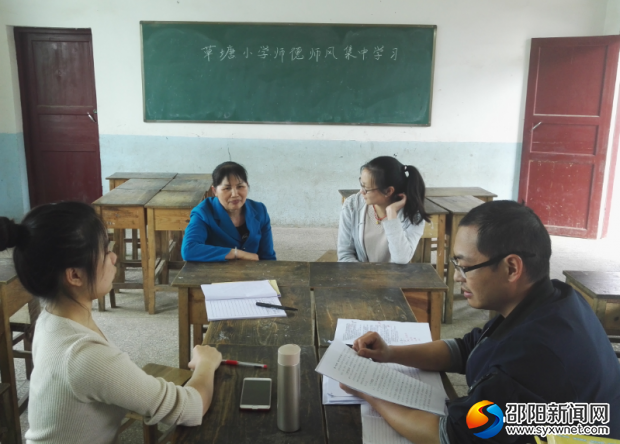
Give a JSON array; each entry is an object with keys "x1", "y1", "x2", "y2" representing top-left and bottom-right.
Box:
[
  {"x1": 153, "y1": 209, "x2": 191, "y2": 231},
  {"x1": 99, "y1": 207, "x2": 143, "y2": 229}
]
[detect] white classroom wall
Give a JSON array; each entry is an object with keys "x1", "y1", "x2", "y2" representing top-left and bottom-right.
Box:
[{"x1": 0, "y1": 0, "x2": 612, "y2": 225}]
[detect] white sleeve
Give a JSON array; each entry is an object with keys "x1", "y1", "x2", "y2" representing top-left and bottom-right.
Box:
[
  {"x1": 66, "y1": 337, "x2": 203, "y2": 427},
  {"x1": 337, "y1": 197, "x2": 360, "y2": 262},
  {"x1": 382, "y1": 215, "x2": 425, "y2": 264}
]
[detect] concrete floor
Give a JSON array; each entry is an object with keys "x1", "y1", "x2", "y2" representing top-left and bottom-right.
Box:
[{"x1": 7, "y1": 227, "x2": 620, "y2": 443}]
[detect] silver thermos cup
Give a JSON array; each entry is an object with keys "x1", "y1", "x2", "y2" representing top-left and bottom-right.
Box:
[{"x1": 277, "y1": 344, "x2": 301, "y2": 432}]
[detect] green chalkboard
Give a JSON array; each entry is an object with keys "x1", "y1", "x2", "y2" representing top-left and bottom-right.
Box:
[{"x1": 141, "y1": 22, "x2": 436, "y2": 125}]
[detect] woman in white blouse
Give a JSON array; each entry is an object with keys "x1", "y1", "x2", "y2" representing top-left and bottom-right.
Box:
[
  {"x1": 338, "y1": 156, "x2": 430, "y2": 264},
  {"x1": 0, "y1": 202, "x2": 221, "y2": 444}
]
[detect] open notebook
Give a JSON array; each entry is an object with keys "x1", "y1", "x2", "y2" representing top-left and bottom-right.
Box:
[{"x1": 202, "y1": 280, "x2": 286, "y2": 321}]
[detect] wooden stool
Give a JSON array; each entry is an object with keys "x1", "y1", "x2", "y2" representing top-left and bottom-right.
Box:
[
  {"x1": 118, "y1": 363, "x2": 193, "y2": 444},
  {"x1": 563, "y1": 271, "x2": 620, "y2": 356}
]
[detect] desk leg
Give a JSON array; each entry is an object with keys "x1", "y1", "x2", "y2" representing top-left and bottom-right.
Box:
[
  {"x1": 0, "y1": 295, "x2": 22, "y2": 444},
  {"x1": 193, "y1": 324, "x2": 203, "y2": 348},
  {"x1": 143, "y1": 209, "x2": 155, "y2": 314},
  {"x1": 444, "y1": 215, "x2": 459, "y2": 324},
  {"x1": 178, "y1": 288, "x2": 190, "y2": 370},
  {"x1": 435, "y1": 214, "x2": 446, "y2": 280},
  {"x1": 430, "y1": 291, "x2": 442, "y2": 341}
]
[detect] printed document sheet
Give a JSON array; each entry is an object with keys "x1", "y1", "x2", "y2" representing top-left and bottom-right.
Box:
[
  {"x1": 201, "y1": 280, "x2": 278, "y2": 301},
  {"x1": 323, "y1": 320, "x2": 442, "y2": 405},
  {"x1": 316, "y1": 340, "x2": 446, "y2": 416}
]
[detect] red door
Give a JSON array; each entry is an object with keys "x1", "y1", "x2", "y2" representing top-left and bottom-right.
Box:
[
  {"x1": 518, "y1": 36, "x2": 620, "y2": 239},
  {"x1": 15, "y1": 28, "x2": 102, "y2": 208}
]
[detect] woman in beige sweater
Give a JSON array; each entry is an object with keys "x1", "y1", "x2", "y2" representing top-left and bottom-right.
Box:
[{"x1": 0, "y1": 202, "x2": 222, "y2": 444}]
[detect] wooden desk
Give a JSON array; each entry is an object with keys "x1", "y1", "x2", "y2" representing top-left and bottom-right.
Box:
[
  {"x1": 144, "y1": 190, "x2": 205, "y2": 314},
  {"x1": 173, "y1": 261, "x2": 310, "y2": 368},
  {"x1": 0, "y1": 259, "x2": 39, "y2": 444},
  {"x1": 162, "y1": 178, "x2": 212, "y2": 192},
  {"x1": 93, "y1": 188, "x2": 159, "y2": 310},
  {"x1": 426, "y1": 187, "x2": 497, "y2": 202},
  {"x1": 310, "y1": 262, "x2": 446, "y2": 341},
  {"x1": 105, "y1": 173, "x2": 178, "y2": 263},
  {"x1": 563, "y1": 271, "x2": 620, "y2": 334},
  {"x1": 105, "y1": 172, "x2": 177, "y2": 191},
  {"x1": 114, "y1": 178, "x2": 172, "y2": 191},
  {"x1": 203, "y1": 287, "x2": 315, "y2": 347},
  {"x1": 427, "y1": 195, "x2": 484, "y2": 324},
  {"x1": 337, "y1": 190, "x2": 447, "y2": 279},
  {"x1": 176, "y1": 344, "x2": 325, "y2": 444},
  {"x1": 314, "y1": 287, "x2": 416, "y2": 348},
  {"x1": 175, "y1": 173, "x2": 213, "y2": 180}
]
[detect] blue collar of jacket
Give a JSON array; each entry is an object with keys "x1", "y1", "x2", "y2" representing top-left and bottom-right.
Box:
[{"x1": 210, "y1": 197, "x2": 259, "y2": 241}]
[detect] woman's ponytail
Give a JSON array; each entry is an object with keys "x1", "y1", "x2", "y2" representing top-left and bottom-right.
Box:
[{"x1": 403, "y1": 165, "x2": 430, "y2": 224}]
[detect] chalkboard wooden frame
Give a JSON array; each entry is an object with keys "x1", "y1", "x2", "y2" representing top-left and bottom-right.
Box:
[{"x1": 141, "y1": 22, "x2": 437, "y2": 126}]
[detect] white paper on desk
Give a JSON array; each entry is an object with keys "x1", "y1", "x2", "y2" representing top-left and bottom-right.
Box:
[
  {"x1": 201, "y1": 280, "x2": 277, "y2": 301},
  {"x1": 361, "y1": 402, "x2": 413, "y2": 444},
  {"x1": 205, "y1": 297, "x2": 287, "y2": 321},
  {"x1": 322, "y1": 364, "x2": 445, "y2": 406},
  {"x1": 332, "y1": 319, "x2": 432, "y2": 347},
  {"x1": 315, "y1": 340, "x2": 446, "y2": 416}
]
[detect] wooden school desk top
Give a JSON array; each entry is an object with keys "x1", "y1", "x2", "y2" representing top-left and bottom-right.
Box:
[
  {"x1": 309, "y1": 262, "x2": 446, "y2": 291},
  {"x1": 426, "y1": 187, "x2": 497, "y2": 198},
  {"x1": 314, "y1": 287, "x2": 416, "y2": 348},
  {"x1": 175, "y1": 173, "x2": 213, "y2": 180},
  {"x1": 161, "y1": 178, "x2": 212, "y2": 192},
  {"x1": 426, "y1": 195, "x2": 485, "y2": 215},
  {"x1": 563, "y1": 271, "x2": 620, "y2": 301},
  {"x1": 173, "y1": 261, "x2": 311, "y2": 288},
  {"x1": 105, "y1": 172, "x2": 177, "y2": 180},
  {"x1": 114, "y1": 178, "x2": 172, "y2": 191},
  {"x1": 92, "y1": 188, "x2": 160, "y2": 206},
  {"x1": 203, "y1": 286, "x2": 315, "y2": 347},
  {"x1": 144, "y1": 190, "x2": 205, "y2": 209},
  {"x1": 176, "y1": 344, "x2": 325, "y2": 444}
]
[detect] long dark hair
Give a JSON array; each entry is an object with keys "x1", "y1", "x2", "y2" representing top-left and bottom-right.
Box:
[
  {"x1": 361, "y1": 156, "x2": 430, "y2": 224},
  {"x1": 0, "y1": 202, "x2": 108, "y2": 300},
  {"x1": 211, "y1": 161, "x2": 249, "y2": 188}
]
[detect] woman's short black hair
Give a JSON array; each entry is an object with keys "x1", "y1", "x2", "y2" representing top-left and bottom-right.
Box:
[
  {"x1": 459, "y1": 200, "x2": 552, "y2": 283},
  {"x1": 0, "y1": 202, "x2": 108, "y2": 300},
  {"x1": 211, "y1": 161, "x2": 249, "y2": 188},
  {"x1": 361, "y1": 156, "x2": 430, "y2": 224}
]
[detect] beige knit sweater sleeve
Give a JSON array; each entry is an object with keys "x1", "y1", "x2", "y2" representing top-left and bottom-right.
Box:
[{"x1": 65, "y1": 333, "x2": 203, "y2": 426}]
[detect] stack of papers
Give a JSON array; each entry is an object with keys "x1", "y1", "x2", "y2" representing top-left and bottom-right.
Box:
[
  {"x1": 201, "y1": 280, "x2": 286, "y2": 321},
  {"x1": 321, "y1": 319, "x2": 443, "y2": 405},
  {"x1": 316, "y1": 340, "x2": 447, "y2": 415},
  {"x1": 316, "y1": 319, "x2": 448, "y2": 444}
]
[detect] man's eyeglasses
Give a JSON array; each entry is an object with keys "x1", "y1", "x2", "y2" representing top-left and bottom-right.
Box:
[
  {"x1": 359, "y1": 180, "x2": 379, "y2": 195},
  {"x1": 450, "y1": 252, "x2": 535, "y2": 279}
]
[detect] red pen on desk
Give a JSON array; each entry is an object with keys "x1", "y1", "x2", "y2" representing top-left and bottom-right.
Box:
[{"x1": 221, "y1": 360, "x2": 268, "y2": 369}]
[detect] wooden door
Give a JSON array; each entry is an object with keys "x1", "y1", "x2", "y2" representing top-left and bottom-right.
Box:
[
  {"x1": 15, "y1": 28, "x2": 102, "y2": 208},
  {"x1": 518, "y1": 36, "x2": 620, "y2": 238}
]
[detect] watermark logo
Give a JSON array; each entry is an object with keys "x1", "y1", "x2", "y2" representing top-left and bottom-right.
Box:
[{"x1": 466, "y1": 400, "x2": 505, "y2": 439}]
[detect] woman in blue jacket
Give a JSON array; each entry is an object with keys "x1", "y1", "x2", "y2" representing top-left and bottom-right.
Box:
[{"x1": 181, "y1": 162, "x2": 276, "y2": 262}]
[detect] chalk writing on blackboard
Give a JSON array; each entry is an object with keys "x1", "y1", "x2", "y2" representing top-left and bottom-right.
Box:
[{"x1": 201, "y1": 45, "x2": 399, "y2": 62}]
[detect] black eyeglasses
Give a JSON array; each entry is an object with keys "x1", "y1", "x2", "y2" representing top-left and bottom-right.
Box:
[
  {"x1": 359, "y1": 180, "x2": 379, "y2": 195},
  {"x1": 450, "y1": 252, "x2": 535, "y2": 279}
]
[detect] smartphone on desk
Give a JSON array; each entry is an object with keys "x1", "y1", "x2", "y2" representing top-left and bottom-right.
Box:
[{"x1": 240, "y1": 377, "x2": 272, "y2": 410}]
